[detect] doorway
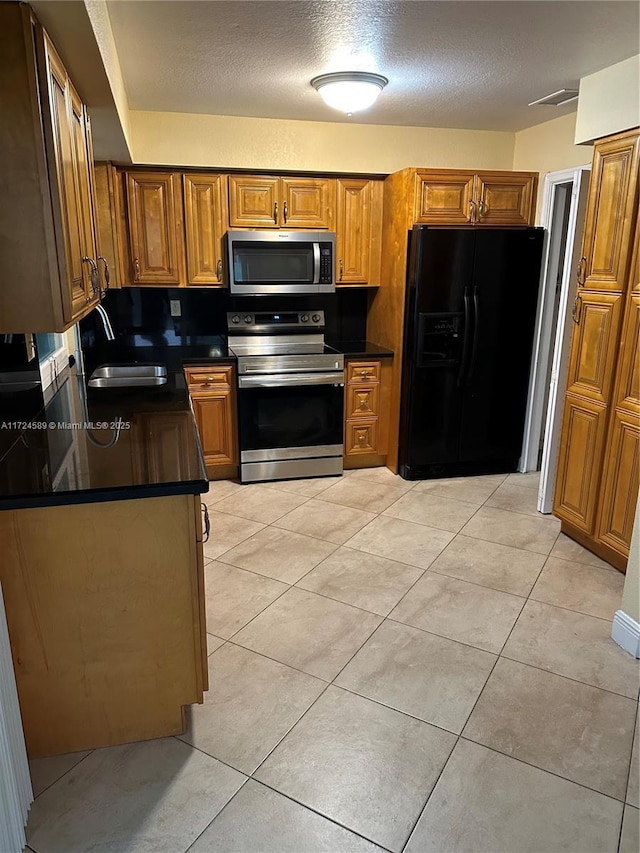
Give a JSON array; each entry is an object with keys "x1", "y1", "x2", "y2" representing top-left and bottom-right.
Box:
[{"x1": 519, "y1": 166, "x2": 591, "y2": 512}]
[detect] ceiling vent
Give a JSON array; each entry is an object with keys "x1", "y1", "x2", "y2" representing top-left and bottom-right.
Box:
[{"x1": 528, "y1": 88, "x2": 579, "y2": 107}]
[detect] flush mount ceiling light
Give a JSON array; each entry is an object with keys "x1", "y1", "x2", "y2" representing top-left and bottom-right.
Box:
[
  {"x1": 528, "y1": 88, "x2": 579, "y2": 107},
  {"x1": 311, "y1": 71, "x2": 388, "y2": 113}
]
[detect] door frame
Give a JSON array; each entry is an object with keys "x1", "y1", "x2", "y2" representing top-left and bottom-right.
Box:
[{"x1": 519, "y1": 167, "x2": 591, "y2": 500}]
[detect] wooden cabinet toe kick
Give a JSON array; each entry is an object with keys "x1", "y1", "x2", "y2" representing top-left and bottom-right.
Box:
[{"x1": 0, "y1": 493, "x2": 208, "y2": 758}]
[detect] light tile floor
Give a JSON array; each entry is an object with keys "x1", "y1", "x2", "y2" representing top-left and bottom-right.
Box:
[{"x1": 26, "y1": 470, "x2": 639, "y2": 853}]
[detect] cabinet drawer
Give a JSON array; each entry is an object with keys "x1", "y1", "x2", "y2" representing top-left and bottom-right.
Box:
[
  {"x1": 347, "y1": 384, "x2": 379, "y2": 418},
  {"x1": 345, "y1": 419, "x2": 378, "y2": 454},
  {"x1": 347, "y1": 361, "x2": 380, "y2": 384},
  {"x1": 184, "y1": 366, "x2": 233, "y2": 389}
]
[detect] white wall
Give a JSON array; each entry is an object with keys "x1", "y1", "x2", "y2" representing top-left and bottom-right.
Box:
[{"x1": 575, "y1": 55, "x2": 640, "y2": 144}]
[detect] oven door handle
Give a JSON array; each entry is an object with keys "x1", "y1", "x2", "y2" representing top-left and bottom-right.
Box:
[{"x1": 238, "y1": 372, "x2": 344, "y2": 388}]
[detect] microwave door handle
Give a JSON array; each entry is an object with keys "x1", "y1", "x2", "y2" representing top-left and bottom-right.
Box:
[{"x1": 313, "y1": 243, "x2": 320, "y2": 284}]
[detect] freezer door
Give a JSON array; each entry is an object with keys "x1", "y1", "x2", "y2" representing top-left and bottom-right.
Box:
[
  {"x1": 399, "y1": 227, "x2": 476, "y2": 476},
  {"x1": 459, "y1": 228, "x2": 544, "y2": 467}
]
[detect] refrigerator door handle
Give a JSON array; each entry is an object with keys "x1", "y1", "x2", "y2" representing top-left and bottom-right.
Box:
[
  {"x1": 457, "y1": 287, "x2": 473, "y2": 387},
  {"x1": 466, "y1": 287, "x2": 481, "y2": 386}
]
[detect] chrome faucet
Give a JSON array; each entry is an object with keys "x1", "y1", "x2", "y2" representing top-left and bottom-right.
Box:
[{"x1": 94, "y1": 303, "x2": 115, "y2": 341}]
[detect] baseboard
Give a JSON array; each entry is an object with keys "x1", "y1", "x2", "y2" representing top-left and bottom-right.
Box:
[{"x1": 611, "y1": 610, "x2": 640, "y2": 658}]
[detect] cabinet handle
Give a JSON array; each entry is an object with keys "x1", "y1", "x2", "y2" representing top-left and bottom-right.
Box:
[
  {"x1": 468, "y1": 200, "x2": 477, "y2": 224},
  {"x1": 477, "y1": 198, "x2": 486, "y2": 220},
  {"x1": 358, "y1": 433, "x2": 367, "y2": 442},
  {"x1": 339, "y1": 259, "x2": 344, "y2": 281},
  {"x1": 82, "y1": 256, "x2": 99, "y2": 295},
  {"x1": 201, "y1": 502, "x2": 210, "y2": 543},
  {"x1": 572, "y1": 293, "x2": 582, "y2": 324},
  {"x1": 283, "y1": 201, "x2": 288, "y2": 224},
  {"x1": 360, "y1": 369, "x2": 371, "y2": 378},
  {"x1": 134, "y1": 257, "x2": 140, "y2": 281},
  {"x1": 273, "y1": 201, "x2": 278, "y2": 224},
  {"x1": 97, "y1": 256, "x2": 110, "y2": 295},
  {"x1": 216, "y1": 258, "x2": 223, "y2": 282},
  {"x1": 577, "y1": 256, "x2": 587, "y2": 286},
  {"x1": 359, "y1": 398, "x2": 368, "y2": 410}
]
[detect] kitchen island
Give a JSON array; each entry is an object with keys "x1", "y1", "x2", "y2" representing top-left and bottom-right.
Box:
[{"x1": 0, "y1": 364, "x2": 209, "y2": 758}]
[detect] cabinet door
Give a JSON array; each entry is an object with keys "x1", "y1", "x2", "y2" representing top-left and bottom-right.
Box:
[
  {"x1": 580, "y1": 130, "x2": 640, "y2": 292},
  {"x1": 42, "y1": 35, "x2": 92, "y2": 319},
  {"x1": 191, "y1": 390, "x2": 237, "y2": 466},
  {"x1": 183, "y1": 173, "x2": 228, "y2": 286},
  {"x1": 126, "y1": 172, "x2": 184, "y2": 284},
  {"x1": 336, "y1": 179, "x2": 371, "y2": 284},
  {"x1": 564, "y1": 291, "x2": 623, "y2": 404},
  {"x1": 68, "y1": 84, "x2": 98, "y2": 316},
  {"x1": 474, "y1": 172, "x2": 536, "y2": 225},
  {"x1": 228, "y1": 175, "x2": 279, "y2": 227},
  {"x1": 281, "y1": 178, "x2": 334, "y2": 228},
  {"x1": 596, "y1": 290, "x2": 640, "y2": 560},
  {"x1": 142, "y1": 413, "x2": 193, "y2": 481},
  {"x1": 553, "y1": 394, "x2": 609, "y2": 533},
  {"x1": 414, "y1": 171, "x2": 475, "y2": 224}
]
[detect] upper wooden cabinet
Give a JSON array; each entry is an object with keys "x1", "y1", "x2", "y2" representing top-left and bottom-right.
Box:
[
  {"x1": 228, "y1": 175, "x2": 334, "y2": 229},
  {"x1": 0, "y1": 4, "x2": 102, "y2": 332},
  {"x1": 183, "y1": 173, "x2": 228, "y2": 285},
  {"x1": 125, "y1": 172, "x2": 185, "y2": 286},
  {"x1": 414, "y1": 169, "x2": 537, "y2": 226},
  {"x1": 335, "y1": 179, "x2": 383, "y2": 286},
  {"x1": 579, "y1": 130, "x2": 640, "y2": 292}
]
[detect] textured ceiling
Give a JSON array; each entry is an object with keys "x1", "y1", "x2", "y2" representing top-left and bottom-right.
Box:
[{"x1": 106, "y1": 0, "x2": 639, "y2": 131}]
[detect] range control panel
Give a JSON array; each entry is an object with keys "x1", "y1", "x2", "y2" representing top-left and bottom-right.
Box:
[{"x1": 227, "y1": 311, "x2": 325, "y2": 333}]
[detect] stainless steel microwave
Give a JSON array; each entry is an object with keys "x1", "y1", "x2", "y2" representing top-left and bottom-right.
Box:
[{"x1": 227, "y1": 230, "x2": 336, "y2": 295}]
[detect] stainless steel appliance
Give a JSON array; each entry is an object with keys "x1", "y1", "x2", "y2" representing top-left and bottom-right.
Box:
[
  {"x1": 228, "y1": 311, "x2": 344, "y2": 483},
  {"x1": 227, "y1": 231, "x2": 336, "y2": 295}
]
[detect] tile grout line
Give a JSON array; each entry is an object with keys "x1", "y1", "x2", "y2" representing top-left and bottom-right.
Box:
[
  {"x1": 182, "y1": 774, "x2": 252, "y2": 853},
  {"x1": 28, "y1": 749, "x2": 94, "y2": 801}
]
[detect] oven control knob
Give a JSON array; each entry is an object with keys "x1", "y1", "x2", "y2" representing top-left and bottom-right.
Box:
[
  {"x1": 243, "y1": 315, "x2": 253, "y2": 324},
  {"x1": 300, "y1": 314, "x2": 309, "y2": 322},
  {"x1": 312, "y1": 313, "x2": 321, "y2": 323},
  {"x1": 231, "y1": 314, "x2": 241, "y2": 324}
]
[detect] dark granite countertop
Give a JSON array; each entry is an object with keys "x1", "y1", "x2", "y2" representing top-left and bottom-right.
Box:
[
  {"x1": 328, "y1": 341, "x2": 394, "y2": 358},
  {"x1": 0, "y1": 365, "x2": 208, "y2": 511}
]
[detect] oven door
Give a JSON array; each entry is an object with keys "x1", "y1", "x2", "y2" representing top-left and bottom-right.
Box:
[{"x1": 237, "y1": 372, "x2": 344, "y2": 480}]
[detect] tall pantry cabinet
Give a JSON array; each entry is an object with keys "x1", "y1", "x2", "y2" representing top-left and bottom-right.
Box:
[{"x1": 553, "y1": 128, "x2": 640, "y2": 572}]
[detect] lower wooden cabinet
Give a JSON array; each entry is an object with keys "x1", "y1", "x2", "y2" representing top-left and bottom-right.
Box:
[
  {"x1": 0, "y1": 493, "x2": 208, "y2": 757},
  {"x1": 344, "y1": 358, "x2": 391, "y2": 468},
  {"x1": 185, "y1": 365, "x2": 238, "y2": 478}
]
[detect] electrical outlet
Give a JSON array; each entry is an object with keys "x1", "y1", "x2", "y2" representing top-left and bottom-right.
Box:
[{"x1": 170, "y1": 299, "x2": 181, "y2": 317}]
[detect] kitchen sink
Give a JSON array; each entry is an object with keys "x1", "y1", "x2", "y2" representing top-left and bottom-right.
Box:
[{"x1": 88, "y1": 364, "x2": 168, "y2": 388}]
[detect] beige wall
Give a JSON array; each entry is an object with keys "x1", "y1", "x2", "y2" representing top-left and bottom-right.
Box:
[
  {"x1": 576, "y1": 54, "x2": 640, "y2": 144},
  {"x1": 512, "y1": 113, "x2": 592, "y2": 220},
  {"x1": 129, "y1": 110, "x2": 515, "y2": 173}
]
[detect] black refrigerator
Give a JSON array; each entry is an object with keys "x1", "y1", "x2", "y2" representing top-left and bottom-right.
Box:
[{"x1": 398, "y1": 226, "x2": 544, "y2": 480}]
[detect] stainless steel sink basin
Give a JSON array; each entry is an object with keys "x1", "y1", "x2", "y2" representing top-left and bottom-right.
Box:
[{"x1": 88, "y1": 364, "x2": 168, "y2": 388}]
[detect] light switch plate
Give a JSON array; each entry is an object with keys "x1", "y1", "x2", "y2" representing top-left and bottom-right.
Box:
[{"x1": 170, "y1": 299, "x2": 181, "y2": 317}]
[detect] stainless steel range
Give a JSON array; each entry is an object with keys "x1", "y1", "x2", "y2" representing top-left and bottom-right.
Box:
[{"x1": 228, "y1": 310, "x2": 344, "y2": 484}]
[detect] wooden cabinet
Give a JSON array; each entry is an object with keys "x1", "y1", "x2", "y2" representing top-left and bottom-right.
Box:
[
  {"x1": 0, "y1": 493, "x2": 208, "y2": 757},
  {"x1": 415, "y1": 169, "x2": 536, "y2": 226},
  {"x1": 183, "y1": 173, "x2": 228, "y2": 285},
  {"x1": 336, "y1": 179, "x2": 383, "y2": 286},
  {"x1": 344, "y1": 358, "x2": 391, "y2": 467},
  {"x1": 553, "y1": 128, "x2": 640, "y2": 571},
  {"x1": 228, "y1": 175, "x2": 334, "y2": 229},
  {"x1": 126, "y1": 172, "x2": 185, "y2": 285},
  {"x1": 0, "y1": 4, "x2": 102, "y2": 332},
  {"x1": 185, "y1": 365, "x2": 238, "y2": 477}
]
